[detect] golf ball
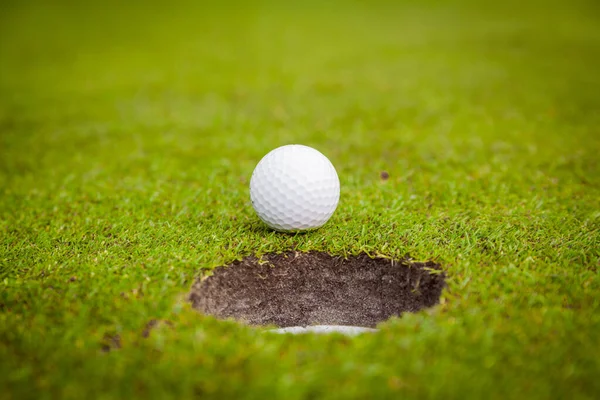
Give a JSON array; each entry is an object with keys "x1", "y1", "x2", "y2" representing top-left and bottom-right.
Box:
[{"x1": 250, "y1": 144, "x2": 340, "y2": 232}]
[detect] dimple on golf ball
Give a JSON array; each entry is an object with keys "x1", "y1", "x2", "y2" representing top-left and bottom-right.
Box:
[{"x1": 250, "y1": 144, "x2": 340, "y2": 232}]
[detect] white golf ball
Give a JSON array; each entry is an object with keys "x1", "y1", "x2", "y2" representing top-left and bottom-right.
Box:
[{"x1": 250, "y1": 144, "x2": 340, "y2": 232}]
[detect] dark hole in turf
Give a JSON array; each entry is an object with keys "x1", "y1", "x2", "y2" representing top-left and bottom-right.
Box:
[{"x1": 189, "y1": 251, "x2": 445, "y2": 328}]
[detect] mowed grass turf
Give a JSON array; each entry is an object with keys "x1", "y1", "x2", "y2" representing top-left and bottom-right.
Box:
[{"x1": 1, "y1": 0, "x2": 599, "y2": 398}]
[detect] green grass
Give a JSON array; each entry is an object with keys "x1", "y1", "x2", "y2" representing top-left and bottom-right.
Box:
[{"x1": 1, "y1": 0, "x2": 599, "y2": 398}]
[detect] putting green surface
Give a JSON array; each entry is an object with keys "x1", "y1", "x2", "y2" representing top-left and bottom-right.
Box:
[{"x1": 1, "y1": 0, "x2": 599, "y2": 398}]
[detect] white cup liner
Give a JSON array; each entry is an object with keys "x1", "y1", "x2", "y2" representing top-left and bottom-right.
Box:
[{"x1": 268, "y1": 325, "x2": 377, "y2": 335}]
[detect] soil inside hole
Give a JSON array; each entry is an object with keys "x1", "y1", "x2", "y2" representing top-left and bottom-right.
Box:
[{"x1": 189, "y1": 251, "x2": 445, "y2": 328}]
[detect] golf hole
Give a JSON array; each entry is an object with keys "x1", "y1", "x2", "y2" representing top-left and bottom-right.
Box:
[{"x1": 189, "y1": 252, "x2": 445, "y2": 334}]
